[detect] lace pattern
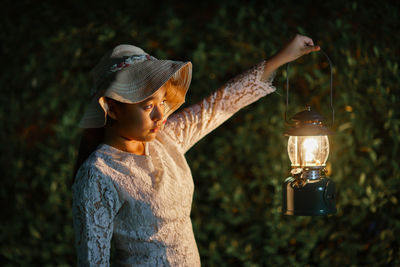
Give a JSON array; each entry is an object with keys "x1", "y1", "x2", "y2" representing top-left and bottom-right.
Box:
[
  {"x1": 163, "y1": 60, "x2": 275, "y2": 153},
  {"x1": 72, "y1": 60, "x2": 276, "y2": 266}
]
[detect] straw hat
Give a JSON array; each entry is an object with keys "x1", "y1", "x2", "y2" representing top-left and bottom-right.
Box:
[{"x1": 79, "y1": 44, "x2": 192, "y2": 128}]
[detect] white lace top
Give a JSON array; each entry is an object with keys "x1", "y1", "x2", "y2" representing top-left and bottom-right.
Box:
[{"x1": 72, "y1": 60, "x2": 276, "y2": 266}]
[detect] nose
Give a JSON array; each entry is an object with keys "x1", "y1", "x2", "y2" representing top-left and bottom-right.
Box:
[{"x1": 151, "y1": 104, "x2": 164, "y2": 121}]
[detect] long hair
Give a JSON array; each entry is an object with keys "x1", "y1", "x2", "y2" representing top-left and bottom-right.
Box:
[{"x1": 73, "y1": 127, "x2": 105, "y2": 180}]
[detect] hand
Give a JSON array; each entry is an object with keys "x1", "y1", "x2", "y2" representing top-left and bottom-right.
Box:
[
  {"x1": 261, "y1": 34, "x2": 320, "y2": 81},
  {"x1": 277, "y1": 34, "x2": 320, "y2": 64}
]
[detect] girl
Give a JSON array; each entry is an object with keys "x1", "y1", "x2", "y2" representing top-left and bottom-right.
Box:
[{"x1": 72, "y1": 34, "x2": 320, "y2": 266}]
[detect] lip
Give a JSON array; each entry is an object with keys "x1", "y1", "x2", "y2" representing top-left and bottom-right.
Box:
[{"x1": 150, "y1": 127, "x2": 160, "y2": 133}]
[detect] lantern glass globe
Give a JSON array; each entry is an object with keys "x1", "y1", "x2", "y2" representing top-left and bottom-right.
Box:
[{"x1": 288, "y1": 135, "x2": 329, "y2": 168}]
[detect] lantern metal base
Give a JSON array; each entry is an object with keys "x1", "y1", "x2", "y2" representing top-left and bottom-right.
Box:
[{"x1": 282, "y1": 176, "x2": 336, "y2": 216}]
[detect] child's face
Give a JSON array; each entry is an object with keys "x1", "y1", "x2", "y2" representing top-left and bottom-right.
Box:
[{"x1": 108, "y1": 85, "x2": 167, "y2": 143}]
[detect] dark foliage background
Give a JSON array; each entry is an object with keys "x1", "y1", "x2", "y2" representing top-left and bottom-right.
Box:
[{"x1": 1, "y1": 0, "x2": 399, "y2": 266}]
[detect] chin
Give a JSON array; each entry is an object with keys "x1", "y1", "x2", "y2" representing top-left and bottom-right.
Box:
[{"x1": 143, "y1": 133, "x2": 158, "y2": 142}]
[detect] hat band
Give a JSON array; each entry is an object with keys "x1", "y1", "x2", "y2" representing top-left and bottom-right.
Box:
[{"x1": 109, "y1": 54, "x2": 157, "y2": 73}]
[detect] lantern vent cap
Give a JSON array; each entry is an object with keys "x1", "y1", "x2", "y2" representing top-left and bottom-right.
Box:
[
  {"x1": 285, "y1": 106, "x2": 334, "y2": 136},
  {"x1": 291, "y1": 106, "x2": 326, "y2": 123}
]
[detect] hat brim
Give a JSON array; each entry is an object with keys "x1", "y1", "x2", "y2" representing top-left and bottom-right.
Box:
[{"x1": 79, "y1": 60, "x2": 192, "y2": 128}]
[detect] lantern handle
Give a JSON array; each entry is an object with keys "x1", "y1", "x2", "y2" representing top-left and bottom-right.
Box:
[{"x1": 284, "y1": 48, "x2": 334, "y2": 127}]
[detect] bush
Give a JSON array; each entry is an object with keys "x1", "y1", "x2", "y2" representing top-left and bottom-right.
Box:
[{"x1": 1, "y1": 0, "x2": 399, "y2": 266}]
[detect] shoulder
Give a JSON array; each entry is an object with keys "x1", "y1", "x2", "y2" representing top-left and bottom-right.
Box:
[
  {"x1": 73, "y1": 145, "x2": 118, "y2": 190},
  {"x1": 72, "y1": 148, "x2": 124, "y2": 204},
  {"x1": 76, "y1": 147, "x2": 107, "y2": 177}
]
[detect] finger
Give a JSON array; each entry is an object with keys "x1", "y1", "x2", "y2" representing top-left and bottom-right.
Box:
[
  {"x1": 303, "y1": 37, "x2": 315, "y2": 47},
  {"x1": 304, "y1": 45, "x2": 320, "y2": 54},
  {"x1": 309, "y1": 45, "x2": 320, "y2": 51}
]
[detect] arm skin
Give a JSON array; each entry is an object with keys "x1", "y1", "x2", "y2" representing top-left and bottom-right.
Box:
[{"x1": 261, "y1": 34, "x2": 321, "y2": 81}]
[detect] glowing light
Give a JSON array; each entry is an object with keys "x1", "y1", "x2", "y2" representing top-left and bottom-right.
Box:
[
  {"x1": 302, "y1": 137, "x2": 318, "y2": 164},
  {"x1": 287, "y1": 136, "x2": 329, "y2": 167}
]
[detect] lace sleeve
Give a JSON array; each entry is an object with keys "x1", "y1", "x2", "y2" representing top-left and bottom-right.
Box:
[
  {"x1": 72, "y1": 164, "x2": 123, "y2": 267},
  {"x1": 163, "y1": 60, "x2": 276, "y2": 153}
]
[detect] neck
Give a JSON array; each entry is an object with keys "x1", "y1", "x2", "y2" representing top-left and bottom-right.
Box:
[{"x1": 104, "y1": 127, "x2": 145, "y2": 155}]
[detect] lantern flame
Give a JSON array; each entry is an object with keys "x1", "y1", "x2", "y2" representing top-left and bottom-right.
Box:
[{"x1": 302, "y1": 137, "x2": 318, "y2": 164}]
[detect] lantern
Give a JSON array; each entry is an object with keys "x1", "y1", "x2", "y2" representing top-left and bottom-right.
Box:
[{"x1": 282, "y1": 50, "x2": 337, "y2": 216}]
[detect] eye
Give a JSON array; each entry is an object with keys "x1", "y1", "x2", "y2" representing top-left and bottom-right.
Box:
[
  {"x1": 160, "y1": 99, "x2": 167, "y2": 106},
  {"x1": 143, "y1": 104, "x2": 153, "y2": 110}
]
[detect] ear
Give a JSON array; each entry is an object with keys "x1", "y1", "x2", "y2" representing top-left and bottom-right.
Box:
[{"x1": 99, "y1": 97, "x2": 119, "y2": 120}]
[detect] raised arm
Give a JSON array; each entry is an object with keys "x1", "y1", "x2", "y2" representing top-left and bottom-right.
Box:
[
  {"x1": 163, "y1": 34, "x2": 320, "y2": 153},
  {"x1": 261, "y1": 34, "x2": 320, "y2": 81}
]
